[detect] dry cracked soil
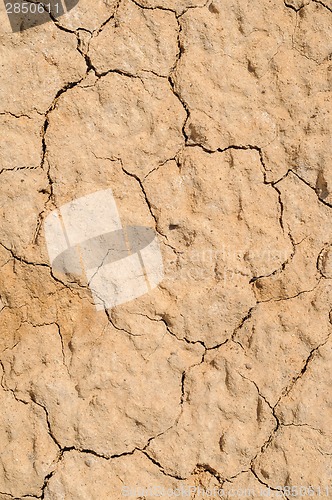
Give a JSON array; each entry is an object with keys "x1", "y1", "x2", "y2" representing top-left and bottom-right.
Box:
[{"x1": 0, "y1": 0, "x2": 331, "y2": 497}]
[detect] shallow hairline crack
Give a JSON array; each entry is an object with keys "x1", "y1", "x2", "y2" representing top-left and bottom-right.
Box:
[
  {"x1": 249, "y1": 333, "x2": 332, "y2": 479},
  {"x1": 274, "y1": 168, "x2": 332, "y2": 208},
  {"x1": 240, "y1": 373, "x2": 280, "y2": 425},
  {"x1": 0, "y1": 360, "x2": 30, "y2": 407},
  {"x1": 104, "y1": 308, "x2": 143, "y2": 337},
  {"x1": 282, "y1": 422, "x2": 324, "y2": 434},
  {"x1": 256, "y1": 278, "x2": 322, "y2": 304},
  {"x1": 141, "y1": 450, "x2": 187, "y2": 480},
  {"x1": 239, "y1": 375, "x2": 281, "y2": 471},
  {"x1": 142, "y1": 148, "x2": 186, "y2": 180},
  {"x1": 231, "y1": 306, "x2": 255, "y2": 348},
  {"x1": 182, "y1": 144, "x2": 332, "y2": 211},
  {"x1": 133, "y1": 311, "x2": 207, "y2": 349},
  {"x1": 130, "y1": 0, "x2": 210, "y2": 17},
  {"x1": 121, "y1": 166, "x2": 165, "y2": 239},
  {"x1": 0, "y1": 241, "x2": 92, "y2": 301},
  {"x1": 195, "y1": 463, "x2": 225, "y2": 485},
  {"x1": 276, "y1": 331, "x2": 332, "y2": 405},
  {"x1": 54, "y1": 322, "x2": 70, "y2": 375},
  {"x1": 116, "y1": 157, "x2": 181, "y2": 255},
  {"x1": 250, "y1": 467, "x2": 288, "y2": 499},
  {"x1": 249, "y1": 223, "x2": 298, "y2": 289}
]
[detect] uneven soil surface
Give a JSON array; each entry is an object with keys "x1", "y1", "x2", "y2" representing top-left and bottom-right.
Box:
[{"x1": 0, "y1": 0, "x2": 331, "y2": 497}]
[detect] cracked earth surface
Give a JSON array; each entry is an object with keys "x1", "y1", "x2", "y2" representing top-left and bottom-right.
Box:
[{"x1": 0, "y1": 0, "x2": 331, "y2": 497}]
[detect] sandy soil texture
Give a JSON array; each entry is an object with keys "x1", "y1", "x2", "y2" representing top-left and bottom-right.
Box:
[{"x1": 0, "y1": 0, "x2": 331, "y2": 497}]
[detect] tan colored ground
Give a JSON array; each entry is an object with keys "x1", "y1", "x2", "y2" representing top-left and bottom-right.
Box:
[{"x1": 0, "y1": 0, "x2": 331, "y2": 497}]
